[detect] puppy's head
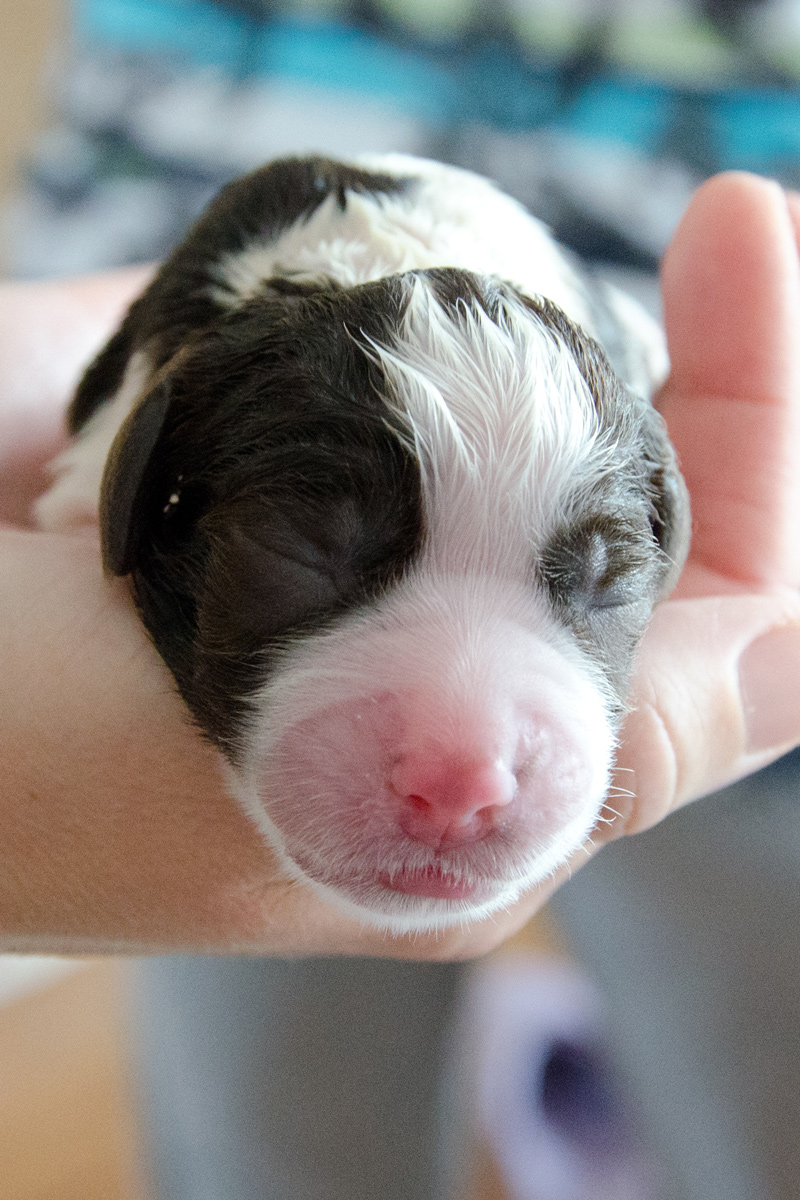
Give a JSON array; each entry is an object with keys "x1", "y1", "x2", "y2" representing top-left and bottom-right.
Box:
[{"x1": 101, "y1": 269, "x2": 689, "y2": 931}]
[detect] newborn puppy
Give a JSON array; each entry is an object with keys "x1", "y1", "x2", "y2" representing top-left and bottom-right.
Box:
[{"x1": 37, "y1": 155, "x2": 689, "y2": 932}]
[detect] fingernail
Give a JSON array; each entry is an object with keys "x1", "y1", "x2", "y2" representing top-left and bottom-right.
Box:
[{"x1": 739, "y1": 625, "x2": 800, "y2": 753}]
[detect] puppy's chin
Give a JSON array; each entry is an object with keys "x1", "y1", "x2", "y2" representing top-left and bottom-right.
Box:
[
  {"x1": 248, "y1": 824, "x2": 589, "y2": 933},
  {"x1": 225, "y1": 759, "x2": 608, "y2": 934},
  {"x1": 264, "y1": 846, "x2": 532, "y2": 934}
]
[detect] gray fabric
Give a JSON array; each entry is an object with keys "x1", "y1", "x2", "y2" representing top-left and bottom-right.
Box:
[
  {"x1": 130, "y1": 955, "x2": 465, "y2": 1200},
  {"x1": 553, "y1": 750, "x2": 800, "y2": 1200}
]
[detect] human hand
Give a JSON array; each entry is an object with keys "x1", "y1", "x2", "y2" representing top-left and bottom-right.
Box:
[
  {"x1": 0, "y1": 266, "x2": 155, "y2": 526},
  {"x1": 613, "y1": 173, "x2": 800, "y2": 837},
  {"x1": 2, "y1": 173, "x2": 800, "y2": 959}
]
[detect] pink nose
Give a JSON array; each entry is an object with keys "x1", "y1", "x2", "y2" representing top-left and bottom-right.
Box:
[{"x1": 391, "y1": 753, "x2": 517, "y2": 847}]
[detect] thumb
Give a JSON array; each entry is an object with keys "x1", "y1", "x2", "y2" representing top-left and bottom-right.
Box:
[{"x1": 611, "y1": 592, "x2": 800, "y2": 839}]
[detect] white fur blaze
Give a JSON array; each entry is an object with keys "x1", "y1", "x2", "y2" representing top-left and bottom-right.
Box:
[{"x1": 371, "y1": 277, "x2": 619, "y2": 576}]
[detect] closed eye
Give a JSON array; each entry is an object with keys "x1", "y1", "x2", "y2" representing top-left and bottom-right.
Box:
[
  {"x1": 541, "y1": 520, "x2": 656, "y2": 614},
  {"x1": 586, "y1": 573, "x2": 643, "y2": 610}
]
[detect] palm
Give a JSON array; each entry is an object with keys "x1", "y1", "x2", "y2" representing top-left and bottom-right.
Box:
[{"x1": 609, "y1": 175, "x2": 800, "y2": 848}]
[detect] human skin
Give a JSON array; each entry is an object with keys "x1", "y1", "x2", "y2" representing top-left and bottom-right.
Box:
[{"x1": 2, "y1": 172, "x2": 800, "y2": 958}]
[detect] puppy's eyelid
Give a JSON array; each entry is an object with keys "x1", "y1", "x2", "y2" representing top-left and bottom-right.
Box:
[{"x1": 585, "y1": 530, "x2": 609, "y2": 579}]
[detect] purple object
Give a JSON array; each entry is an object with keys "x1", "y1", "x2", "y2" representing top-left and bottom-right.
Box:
[{"x1": 455, "y1": 956, "x2": 662, "y2": 1200}]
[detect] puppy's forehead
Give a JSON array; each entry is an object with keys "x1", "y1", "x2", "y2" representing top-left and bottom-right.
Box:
[
  {"x1": 150, "y1": 268, "x2": 630, "y2": 575},
  {"x1": 372, "y1": 271, "x2": 622, "y2": 576}
]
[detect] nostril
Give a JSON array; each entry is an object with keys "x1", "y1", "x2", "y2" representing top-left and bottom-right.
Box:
[{"x1": 407, "y1": 794, "x2": 432, "y2": 814}]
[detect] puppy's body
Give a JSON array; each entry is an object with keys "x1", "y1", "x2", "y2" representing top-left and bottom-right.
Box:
[{"x1": 38, "y1": 155, "x2": 688, "y2": 932}]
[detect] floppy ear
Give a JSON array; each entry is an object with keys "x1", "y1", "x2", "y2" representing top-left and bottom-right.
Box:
[
  {"x1": 100, "y1": 381, "x2": 173, "y2": 576},
  {"x1": 640, "y1": 400, "x2": 691, "y2": 597}
]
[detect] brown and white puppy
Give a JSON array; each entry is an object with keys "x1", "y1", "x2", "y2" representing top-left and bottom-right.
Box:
[{"x1": 37, "y1": 154, "x2": 689, "y2": 932}]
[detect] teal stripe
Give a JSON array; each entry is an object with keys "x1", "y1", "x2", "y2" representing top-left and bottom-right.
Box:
[
  {"x1": 255, "y1": 21, "x2": 457, "y2": 120},
  {"x1": 553, "y1": 79, "x2": 672, "y2": 149},
  {"x1": 75, "y1": 0, "x2": 250, "y2": 69},
  {"x1": 714, "y1": 90, "x2": 800, "y2": 170},
  {"x1": 75, "y1": 0, "x2": 457, "y2": 119},
  {"x1": 72, "y1": 0, "x2": 800, "y2": 169}
]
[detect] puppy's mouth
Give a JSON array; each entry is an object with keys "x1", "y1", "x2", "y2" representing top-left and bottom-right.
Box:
[
  {"x1": 375, "y1": 864, "x2": 492, "y2": 901},
  {"x1": 291, "y1": 843, "x2": 504, "y2": 910}
]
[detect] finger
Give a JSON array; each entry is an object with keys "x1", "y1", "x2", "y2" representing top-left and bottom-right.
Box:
[
  {"x1": 658, "y1": 173, "x2": 800, "y2": 587},
  {"x1": 608, "y1": 591, "x2": 800, "y2": 840},
  {"x1": 0, "y1": 428, "x2": 67, "y2": 528},
  {"x1": 0, "y1": 267, "x2": 155, "y2": 527},
  {"x1": 0, "y1": 267, "x2": 154, "y2": 423}
]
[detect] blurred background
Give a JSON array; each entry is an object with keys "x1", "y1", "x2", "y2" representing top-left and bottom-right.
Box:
[
  {"x1": 2, "y1": 4, "x2": 800, "y2": 1200},
  {"x1": 5, "y1": 0, "x2": 800, "y2": 280},
  {"x1": 0, "y1": 0, "x2": 62, "y2": 219},
  {"x1": 1, "y1": 15, "x2": 140, "y2": 1200}
]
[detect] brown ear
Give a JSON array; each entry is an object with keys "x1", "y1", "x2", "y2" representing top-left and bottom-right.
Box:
[
  {"x1": 100, "y1": 381, "x2": 173, "y2": 576},
  {"x1": 641, "y1": 401, "x2": 691, "y2": 597}
]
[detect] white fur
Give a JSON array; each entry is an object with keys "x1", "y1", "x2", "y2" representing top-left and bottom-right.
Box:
[
  {"x1": 211, "y1": 153, "x2": 595, "y2": 331},
  {"x1": 603, "y1": 280, "x2": 669, "y2": 397},
  {"x1": 373, "y1": 275, "x2": 619, "y2": 578}
]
